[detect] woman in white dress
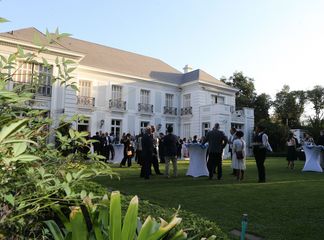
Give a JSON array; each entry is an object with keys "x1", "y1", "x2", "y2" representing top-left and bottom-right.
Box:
[{"x1": 232, "y1": 131, "x2": 246, "y2": 181}]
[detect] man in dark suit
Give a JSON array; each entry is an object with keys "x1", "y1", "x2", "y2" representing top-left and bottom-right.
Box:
[
  {"x1": 317, "y1": 130, "x2": 324, "y2": 146},
  {"x1": 202, "y1": 123, "x2": 228, "y2": 180},
  {"x1": 92, "y1": 132, "x2": 100, "y2": 154},
  {"x1": 140, "y1": 127, "x2": 154, "y2": 179},
  {"x1": 163, "y1": 126, "x2": 178, "y2": 178}
]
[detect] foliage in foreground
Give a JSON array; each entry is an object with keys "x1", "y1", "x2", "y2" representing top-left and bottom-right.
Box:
[
  {"x1": 0, "y1": 30, "x2": 115, "y2": 238},
  {"x1": 45, "y1": 191, "x2": 212, "y2": 240},
  {"x1": 75, "y1": 181, "x2": 228, "y2": 240}
]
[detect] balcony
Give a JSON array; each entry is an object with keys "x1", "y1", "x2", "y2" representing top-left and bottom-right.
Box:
[
  {"x1": 181, "y1": 106, "x2": 192, "y2": 116},
  {"x1": 12, "y1": 81, "x2": 52, "y2": 97},
  {"x1": 77, "y1": 96, "x2": 95, "y2": 108},
  {"x1": 109, "y1": 99, "x2": 127, "y2": 112},
  {"x1": 231, "y1": 110, "x2": 245, "y2": 123},
  {"x1": 163, "y1": 106, "x2": 177, "y2": 116},
  {"x1": 138, "y1": 103, "x2": 153, "y2": 114}
]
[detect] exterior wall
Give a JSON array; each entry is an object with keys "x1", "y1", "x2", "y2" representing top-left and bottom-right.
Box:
[
  {"x1": 73, "y1": 67, "x2": 181, "y2": 137},
  {"x1": 0, "y1": 38, "x2": 254, "y2": 151}
]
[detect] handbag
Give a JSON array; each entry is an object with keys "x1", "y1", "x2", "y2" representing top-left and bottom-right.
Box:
[
  {"x1": 236, "y1": 140, "x2": 245, "y2": 160},
  {"x1": 127, "y1": 150, "x2": 132, "y2": 156},
  {"x1": 236, "y1": 151, "x2": 244, "y2": 160}
]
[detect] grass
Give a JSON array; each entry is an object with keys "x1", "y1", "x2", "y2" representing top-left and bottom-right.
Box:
[{"x1": 95, "y1": 158, "x2": 324, "y2": 240}]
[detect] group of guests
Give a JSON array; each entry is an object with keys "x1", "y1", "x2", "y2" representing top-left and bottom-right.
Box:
[
  {"x1": 203, "y1": 124, "x2": 272, "y2": 183},
  {"x1": 139, "y1": 125, "x2": 178, "y2": 179},
  {"x1": 286, "y1": 130, "x2": 324, "y2": 169},
  {"x1": 91, "y1": 131, "x2": 116, "y2": 161},
  {"x1": 91, "y1": 124, "x2": 273, "y2": 183},
  {"x1": 93, "y1": 126, "x2": 324, "y2": 183}
]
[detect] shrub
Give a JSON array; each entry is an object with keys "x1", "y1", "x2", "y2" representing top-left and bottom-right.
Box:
[
  {"x1": 74, "y1": 181, "x2": 228, "y2": 239},
  {"x1": 0, "y1": 30, "x2": 115, "y2": 238}
]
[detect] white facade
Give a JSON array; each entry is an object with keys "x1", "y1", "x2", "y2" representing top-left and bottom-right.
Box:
[{"x1": 0, "y1": 28, "x2": 254, "y2": 155}]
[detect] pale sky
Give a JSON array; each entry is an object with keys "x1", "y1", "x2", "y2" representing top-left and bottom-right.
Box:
[{"x1": 1, "y1": 0, "x2": 323, "y2": 99}]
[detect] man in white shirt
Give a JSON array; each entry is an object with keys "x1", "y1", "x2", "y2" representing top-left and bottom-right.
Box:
[
  {"x1": 228, "y1": 127, "x2": 237, "y2": 175},
  {"x1": 252, "y1": 125, "x2": 272, "y2": 183}
]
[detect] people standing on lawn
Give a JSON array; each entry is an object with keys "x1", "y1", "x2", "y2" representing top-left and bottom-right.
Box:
[
  {"x1": 192, "y1": 135, "x2": 198, "y2": 143},
  {"x1": 158, "y1": 132, "x2": 165, "y2": 163},
  {"x1": 286, "y1": 132, "x2": 297, "y2": 169},
  {"x1": 163, "y1": 126, "x2": 178, "y2": 178},
  {"x1": 120, "y1": 133, "x2": 134, "y2": 167},
  {"x1": 228, "y1": 127, "x2": 237, "y2": 176},
  {"x1": 108, "y1": 132, "x2": 115, "y2": 161},
  {"x1": 135, "y1": 131, "x2": 143, "y2": 165},
  {"x1": 140, "y1": 127, "x2": 154, "y2": 179},
  {"x1": 91, "y1": 132, "x2": 101, "y2": 155},
  {"x1": 317, "y1": 130, "x2": 324, "y2": 146},
  {"x1": 232, "y1": 130, "x2": 246, "y2": 181},
  {"x1": 302, "y1": 132, "x2": 315, "y2": 145},
  {"x1": 182, "y1": 138, "x2": 189, "y2": 158},
  {"x1": 252, "y1": 125, "x2": 272, "y2": 183},
  {"x1": 151, "y1": 125, "x2": 163, "y2": 175},
  {"x1": 177, "y1": 137, "x2": 183, "y2": 159},
  {"x1": 202, "y1": 123, "x2": 228, "y2": 180}
]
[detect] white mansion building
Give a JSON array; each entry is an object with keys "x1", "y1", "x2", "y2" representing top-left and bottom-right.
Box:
[{"x1": 0, "y1": 28, "x2": 254, "y2": 153}]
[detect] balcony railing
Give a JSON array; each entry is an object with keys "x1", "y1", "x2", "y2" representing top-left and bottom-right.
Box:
[
  {"x1": 109, "y1": 99, "x2": 127, "y2": 111},
  {"x1": 138, "y1": 103, "x2": 153, "y2": 114},
  {"x1": 12, "y1": 81, "x2": 52, "y2": 97},
  {"x1": 77, "y1": 96, "x2": 95, "y2": 107},
  {"x1": 163, "y1": 106, "x2": 177, "y2": 115},
  {"x1": 180, "y1": 106, "x2": 192, "y2": 116}
]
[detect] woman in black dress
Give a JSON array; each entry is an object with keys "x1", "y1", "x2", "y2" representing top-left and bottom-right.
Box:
[{"x1": 286, "y1": 132, "x2": 297, "y2": 169}]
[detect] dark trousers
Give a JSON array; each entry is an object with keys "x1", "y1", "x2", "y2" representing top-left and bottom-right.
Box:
[
  {"x1": 136, "y1": 150, "x2": 143, "y2": 165},
  {"x1": 120, "y1": 154, "x2": 132, "y2": 167},
  {"x1": 207, "y1": 152, "x2": 223, "y2": 179},
  {"x1": 140, "y1": 157, "x2": 151, "y2": 179},
  {"x1": 151, "y1": 154, "x2": 162, "y2": 174},
  {"x1": 104, "y1": 145, "x2": 109, "y2": 160},
  {"x1": 108, "y1": 145, "x2": 115, "y2": 160},
  {"x1": 255, "y1": 149, "x2": 266, "y2": 182}
]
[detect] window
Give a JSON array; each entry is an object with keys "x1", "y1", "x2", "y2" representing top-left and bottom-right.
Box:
[
  {"x1": 112, "y1": 85, "x2": 122, "y2": 100},
  {"x1": 211, "y1": 95, "x2": 225, "y2": 104},
  {"x1": 140, "y1": 89, "x2": 150, "y2": 104},
  {"x1": 13, "y1": 61, "x2": 53, "y2": 96},
  {"x1": 183, "y1": 94, "x2": 191, "y2": 107},
  {"x1": 183, "y1": 123, "x2": 191, "y2": 139},
  {"x1": 165, "y1": 94, "x2": 174, "y2": 107},
  {"x1": 231, "y1": 123, "x2": 243, "y2": 130},
  {"x1": 202, "y1": 122, "x2": 210, "y2": 137},
  {"x1": 111, "y1": 119, "x2": 122, "y2": 140},
  {"x1": 140, "y1": 121, "x2": 150, "y2": 133},
  {"x1": 14, "y1": 62, "x2": 33, "y2": 83},
  {"x1": 38, "y1": 65, "x2": 52, "y2": 86},
  {"x1": 77, "y1": 118, "x2": 90, "y2": 132},
  {"x1": 79, "y1": 80, "x2": 92, "y2": 97},
  {"x1": 14, "y1": 61, "x2": 53, "y2": 83}
]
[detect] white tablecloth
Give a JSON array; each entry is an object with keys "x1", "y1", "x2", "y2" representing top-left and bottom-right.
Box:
[
  {"x1": 111, "y1": 144, "x2": 124, "y2": 164},
  {"x1": 186, "y1": 144, "x2": 209, "y2": 177},
  {"x1": 302, "y1": 145, "x2": 324, "y2": 172}
]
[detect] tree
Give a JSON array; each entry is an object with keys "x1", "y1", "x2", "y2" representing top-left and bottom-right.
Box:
[
  {"x1": 221, "y1": 71, "x2": 256, "y2": 109},
  {"x1": 258, "y1": 119, "x2": 290, "y2": 152},
  {"x1": 273, "y1": 85, "x2": 306, "y2": 128},
  {"x1": 307, "y1": 85, "x2": 324, "y2": 127},
  {"x1": 254, "y1": 93, "x2": 272, "y2": 124}
]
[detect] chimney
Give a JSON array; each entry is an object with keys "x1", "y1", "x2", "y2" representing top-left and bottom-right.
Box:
[{"x1": 183, "y1": 64, "x2": 193, "y2": 73}]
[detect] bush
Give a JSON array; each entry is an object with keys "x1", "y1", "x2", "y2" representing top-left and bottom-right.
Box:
[
  {"x1": 0, "y1": 30, "x2": 115, "y2": 238},
  {"x1": 75, "y1": 181, "x2": 228, "y2": 239}
]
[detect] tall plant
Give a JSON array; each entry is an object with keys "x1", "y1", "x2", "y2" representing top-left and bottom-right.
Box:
[
  {"x1": 0, "y1": 29, "x2": 115, "y2": 238},
  {"x1": 45, "y1": 191, "x2": 216, "y2": 240}
]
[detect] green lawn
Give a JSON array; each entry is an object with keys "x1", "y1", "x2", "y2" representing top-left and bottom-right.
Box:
[{"x1": 96, "y1": 158, "x2": 324, "y2": 240}]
